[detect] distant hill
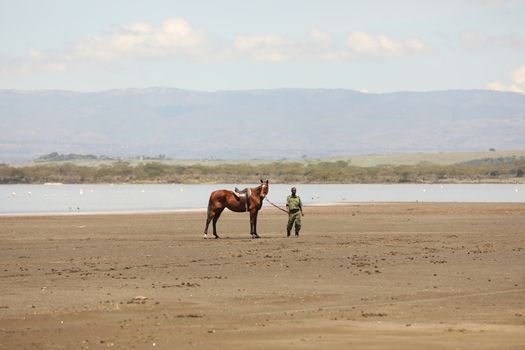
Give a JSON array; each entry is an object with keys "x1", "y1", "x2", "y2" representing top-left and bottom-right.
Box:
[{"x1": 1, "y1": 88, "x2": 524, "y2": 163}]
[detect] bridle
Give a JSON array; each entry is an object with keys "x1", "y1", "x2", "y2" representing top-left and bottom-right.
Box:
[{"x1": 260, "y1": 182, "x2": 268, "y2": 199}]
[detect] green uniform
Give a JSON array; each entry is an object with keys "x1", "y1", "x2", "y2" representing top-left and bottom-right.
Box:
[{"x1": 286, "y1": 195, "x2": 302, "y2": 236}]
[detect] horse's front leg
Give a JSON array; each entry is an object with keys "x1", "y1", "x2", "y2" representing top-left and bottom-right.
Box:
[{"x1": 250, "y1": 210, "x2": 260, "y2": 239}]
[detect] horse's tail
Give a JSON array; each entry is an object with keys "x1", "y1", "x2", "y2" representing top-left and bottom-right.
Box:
[{"x1": 206, "y1": 191, "x2": 215, "y2": 215}]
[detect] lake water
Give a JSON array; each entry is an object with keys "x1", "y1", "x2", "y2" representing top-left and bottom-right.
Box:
[{"x1": 1, "y1": 183, "x2": 524, "y2": 215}]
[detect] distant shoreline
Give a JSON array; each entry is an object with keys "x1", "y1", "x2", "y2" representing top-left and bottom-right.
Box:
[
  {"x1": 2, "y1": 200, "x2": 525, "y2": 218},
  {"x1": 2, "y1": 150, "x2": 525, "y2": 185}
]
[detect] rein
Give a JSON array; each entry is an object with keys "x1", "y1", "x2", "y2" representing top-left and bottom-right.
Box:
[{"x1": 264, "y1": 197, "x2": 288, "y2": 213}]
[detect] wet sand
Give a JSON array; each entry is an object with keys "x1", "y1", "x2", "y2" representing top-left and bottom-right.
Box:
[{"x1": 1, "y1": 203, "x2": 524, "y2": 349}]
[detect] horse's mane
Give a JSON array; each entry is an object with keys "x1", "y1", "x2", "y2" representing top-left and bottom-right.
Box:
[{"x1": 240, "y1": 182, "x2": 265, "y2": 195}]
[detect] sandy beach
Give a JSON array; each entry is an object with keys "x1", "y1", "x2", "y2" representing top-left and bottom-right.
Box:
[{"x1": 1, "y1": 203, "x2": 524, "y2": 349}]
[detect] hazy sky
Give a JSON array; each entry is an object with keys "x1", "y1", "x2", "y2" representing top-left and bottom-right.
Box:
[{"x1": 1, "y1": 0, "x2": 524, "y2": 93}]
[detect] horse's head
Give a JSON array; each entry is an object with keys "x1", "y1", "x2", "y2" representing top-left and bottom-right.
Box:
[{"x1": 259, "y1": 179, "x2": 269, "y2": 198}]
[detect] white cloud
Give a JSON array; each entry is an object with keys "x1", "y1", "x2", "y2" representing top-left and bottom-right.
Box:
[
  {"x1": 0, "y1": 18, "x2": 230, "y2": 74},
  {"x1": 235, "y1": 31, "x2": 427, "y2": 62},
  {"x1": 310, "y1": 30, "x2": 335, "y2": 48},
  {"x1": 486, "y1": 81, "x2": 524, "y2": 93},
  {"x1": 512, "y1": 65, "x2": 525, "y2": 85},
  {"x1": 486, "y1": 65, "x2": 525, "y2": 94},
  {"x1": 72, "y1": 18, "x2": 227, "y2": 60},
  {"x1": 234, "y1": 34, "x2": 292, "y2": 62},
  {"x1": 0, "y1": 48, "x2": 68, "y2": 75},
  {"x1": 0, "y1": 18, "x2": 430, "y2": 74},
  {"x1": 308, "y1": 31, "x2": 345, "y2": 61},
  {"x1": 234, "y1": 31, "x2": 347, "y2": 62},
  {"x1": 405, "y1": 38, "x2": 427, "y2": 52},
  {"x1": 347, "y1": 32, "x2": 386, "y2": 55},
  {"x1": 346, "y1": 32, "x2": 427, "y2": 57}
]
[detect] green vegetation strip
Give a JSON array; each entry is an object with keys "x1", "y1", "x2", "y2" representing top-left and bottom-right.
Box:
[{"x1": 1, "y1": 157, "x2": 524, "y2": 184}]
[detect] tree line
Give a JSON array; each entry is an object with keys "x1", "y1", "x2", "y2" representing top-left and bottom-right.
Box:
[{"x1": 1, "y1": 159, "x2": 524, "y2": 184}]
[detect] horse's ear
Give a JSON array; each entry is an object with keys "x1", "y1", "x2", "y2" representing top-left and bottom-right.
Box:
[
  {"x1": 260, "y1": 179, "x2": 263, "y2": 183},
  {"x1": 266, "y1": 180, "x2": 269, "y2": 184}
]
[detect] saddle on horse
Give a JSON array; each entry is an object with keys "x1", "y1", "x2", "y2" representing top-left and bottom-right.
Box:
[{"x1": 233, "y1": 187, "x2": 252, "y2": 211}]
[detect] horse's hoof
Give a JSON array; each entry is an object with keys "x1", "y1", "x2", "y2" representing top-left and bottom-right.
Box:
[
  {"x1": 214, "y1": 235, "x2": 220, "y2": 239},
  {"x1": 203, "y1": 234, "x2": 208, "y2": 239}
]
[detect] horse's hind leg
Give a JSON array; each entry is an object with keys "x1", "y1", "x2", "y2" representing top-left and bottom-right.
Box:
[
  {"x1": 204, "y1": 208, "x2": 214, "y2": 239},
  {"x1": 212, "y1": 207, "x2": 225, "y2": 239}
]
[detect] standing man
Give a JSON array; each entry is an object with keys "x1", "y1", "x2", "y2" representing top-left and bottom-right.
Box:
[{"x1": 286, "y1": 187, "x2": 304, "y2": 237}]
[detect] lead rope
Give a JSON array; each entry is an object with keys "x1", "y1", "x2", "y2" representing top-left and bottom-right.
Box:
[{"x1": 264, "y1": 197, "x2": 288, "y2": 213}]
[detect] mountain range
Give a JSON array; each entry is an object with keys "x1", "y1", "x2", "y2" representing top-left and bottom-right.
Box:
[{"x1": 1, "y1": 88, "x2": 524, "y2": 163}]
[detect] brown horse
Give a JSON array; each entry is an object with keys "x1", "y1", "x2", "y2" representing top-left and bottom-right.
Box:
[{"x1": 204, "y1": 180, "x2": 269, "y2": 239}]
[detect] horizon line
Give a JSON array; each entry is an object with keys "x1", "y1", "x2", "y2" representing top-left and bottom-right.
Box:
[{"x1": 0, "y1": 86, "x2": 523, "y2": 96}]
